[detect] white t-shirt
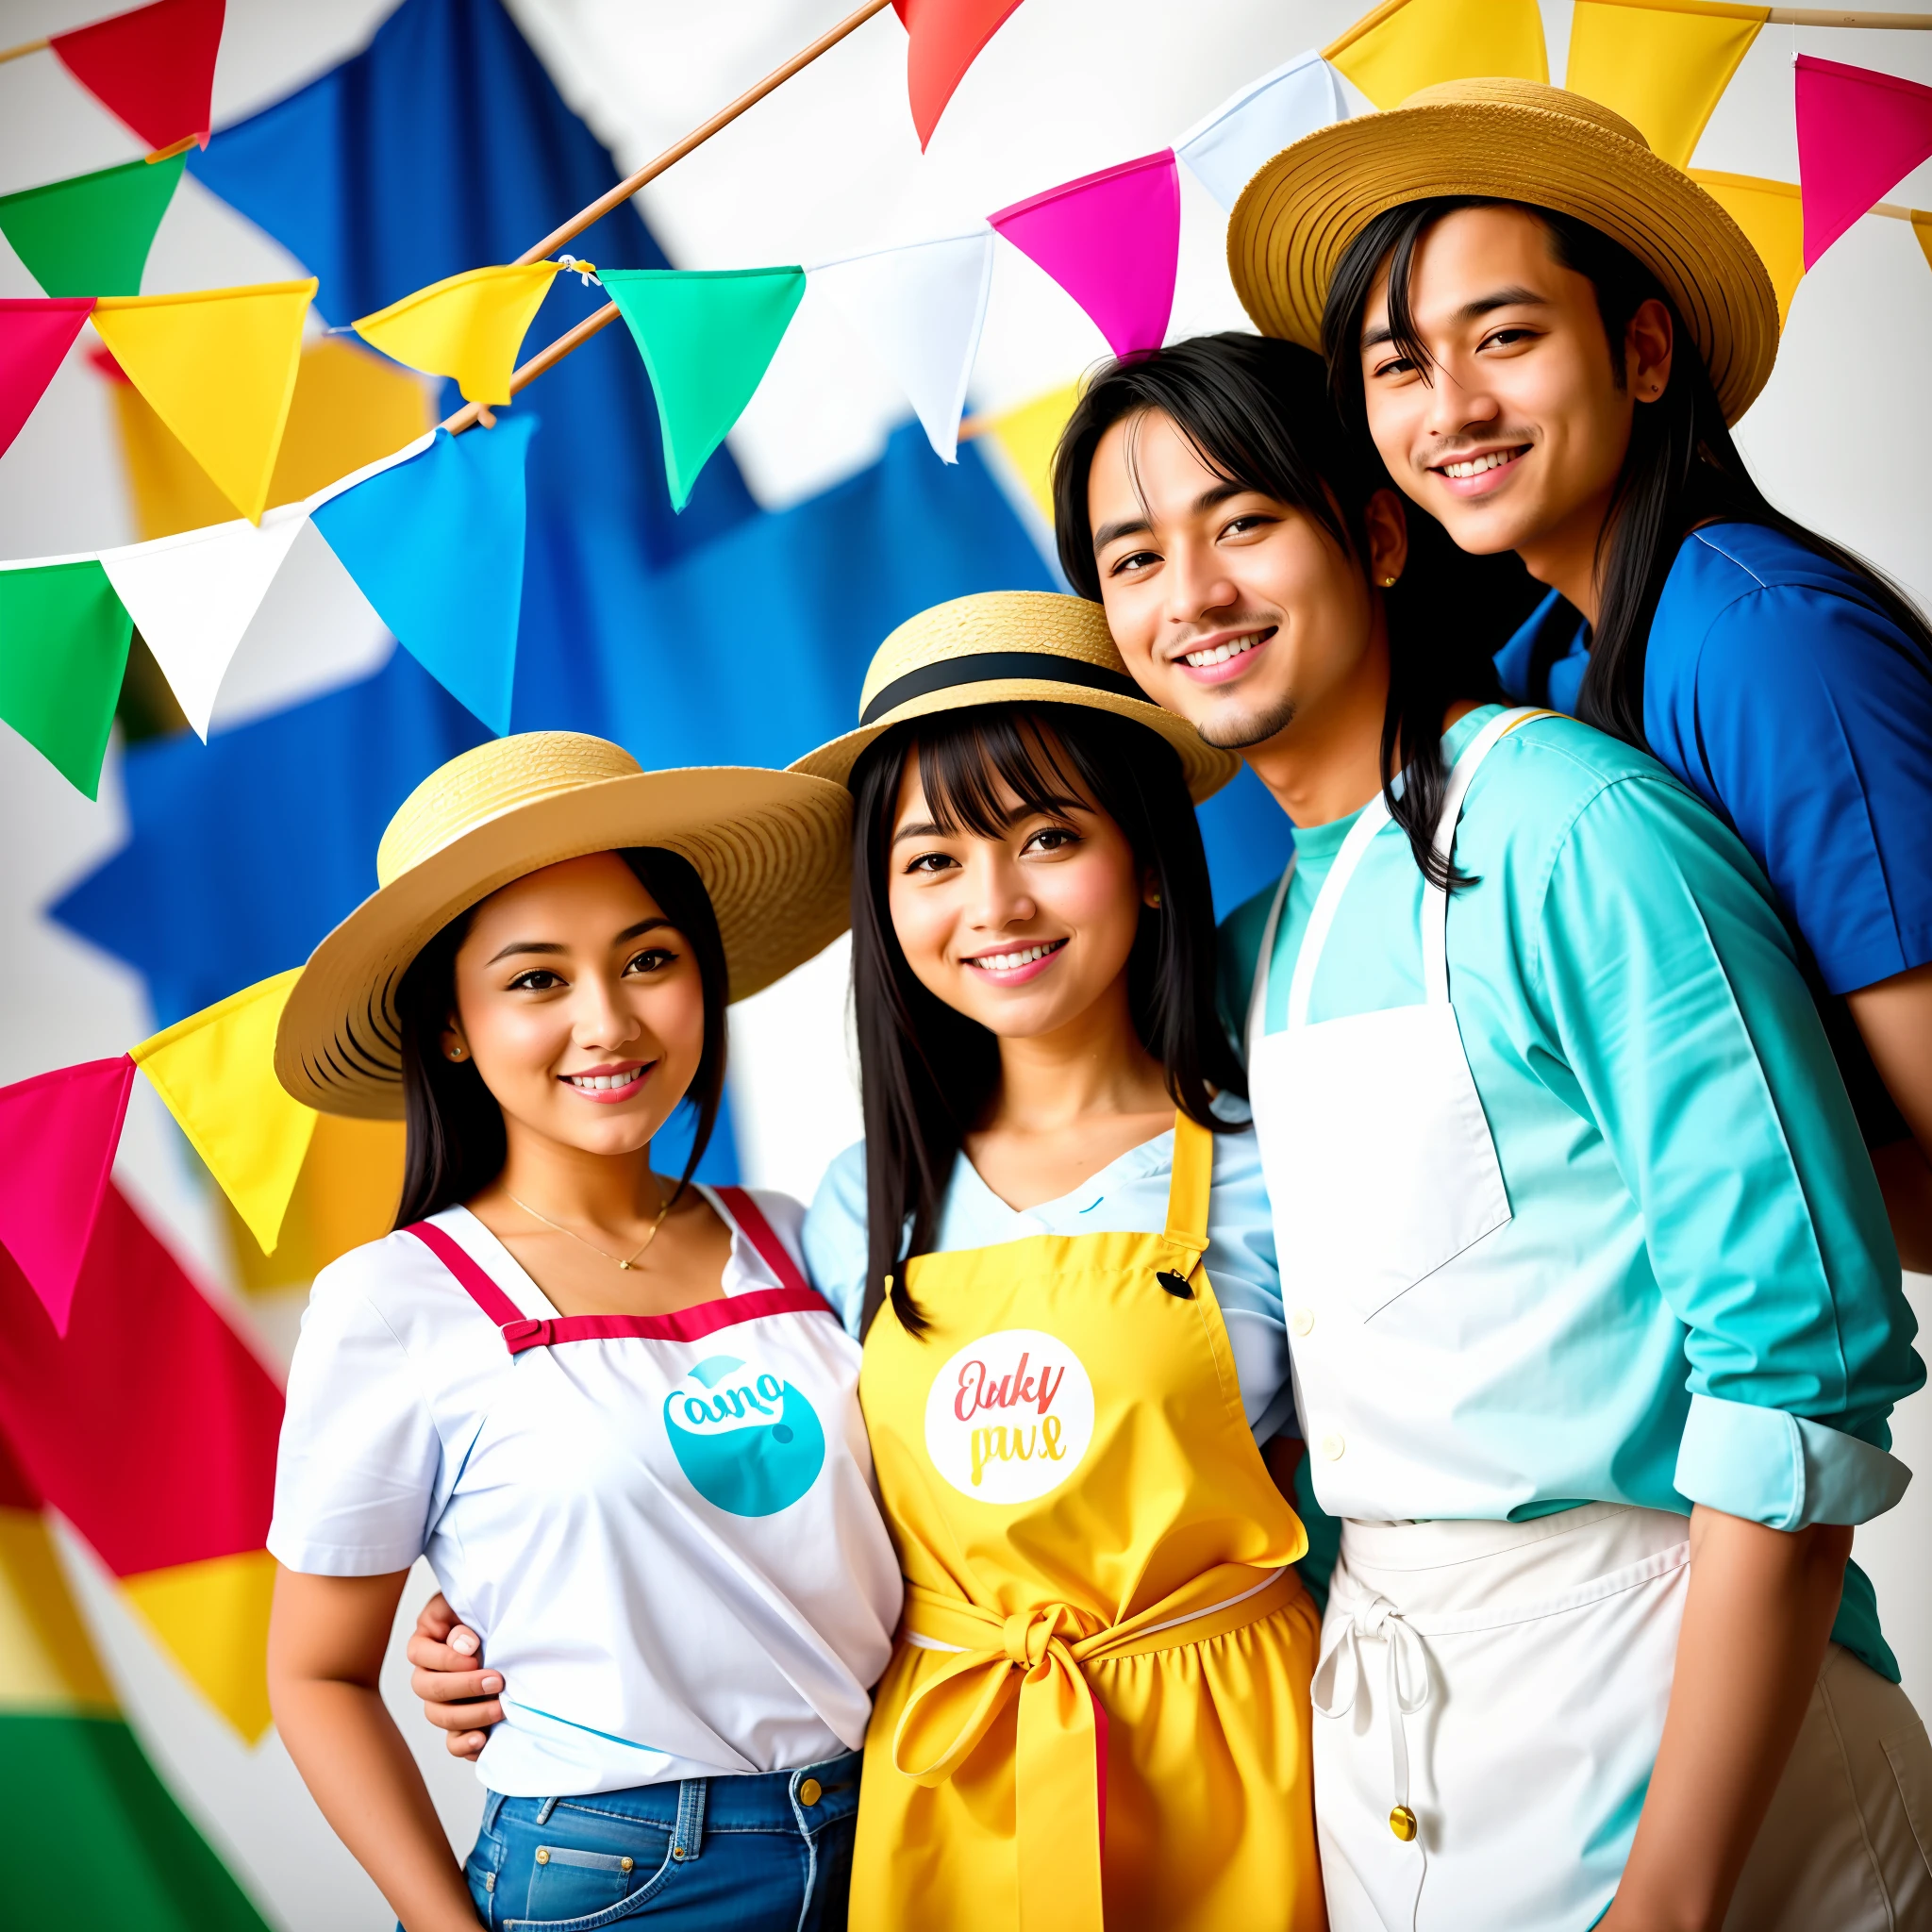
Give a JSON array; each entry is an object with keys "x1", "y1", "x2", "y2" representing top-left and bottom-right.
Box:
[{"x1": 269, "y1": 1189, "x2": 903, "y2": 1797}]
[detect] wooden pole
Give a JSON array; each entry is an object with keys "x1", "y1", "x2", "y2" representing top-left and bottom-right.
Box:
[
  {"x1": 441, "y1": 0, "x2": 895, "y2": 434},
  {"x1": 0, "y1": 34, "x2": 50, "y2": 64},
  {"x1": 1765, "y1": 8, "x2": 1932, "y2": 24},
  {"x1": 1873, "y1": 200, "x2": 1927, "y2": 220}
]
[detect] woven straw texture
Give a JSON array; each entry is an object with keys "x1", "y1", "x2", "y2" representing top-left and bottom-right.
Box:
[
  {"x1": 277, "y1": 734, "x2": 851, "y2": 1118},
  {"x1": 1227, "y1": 78, "x2": 1779, "y2": 425},
  {"x1": 796, "y1": 591, "x2": 1239, "y2": 804}
]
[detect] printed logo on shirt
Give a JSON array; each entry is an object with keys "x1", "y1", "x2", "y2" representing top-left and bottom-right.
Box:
[
  {"x1": 924, "y1": 1328, "x2": 1095, "y2": 1505},
  {"x1": 663, "y1": 1353, "x2": 825, "y2": 1517}
]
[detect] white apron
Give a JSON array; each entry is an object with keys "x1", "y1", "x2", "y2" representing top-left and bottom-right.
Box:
[{"x1": 1246, "y1": 708, "x2": 1690, "y2": 1929}]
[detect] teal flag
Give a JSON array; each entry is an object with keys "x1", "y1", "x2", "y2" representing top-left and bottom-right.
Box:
[
  {"x1": 603, "y1": 267, "x2": 806, "y2": 511},
  {"x1": 0, "y1": 560, "x2": 133, "y2": 799},
  {"x1": 0, "y1": 155, "x2": 186, "y2": 298}
]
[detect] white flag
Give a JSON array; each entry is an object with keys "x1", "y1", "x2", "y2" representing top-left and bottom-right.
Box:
[
  {"x1": 810, "y1": 229, "x2": 994, "y2": 464},
  {"x1": 1175, "y1": 51, "x2": 1346, "y2": 213}
]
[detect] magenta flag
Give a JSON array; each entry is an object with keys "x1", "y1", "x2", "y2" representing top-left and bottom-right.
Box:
[
  {"x1": 1797, "y1": 55, "x2": 1932, "y2": 269},
  {"x1": 0, "y1": 1056, "x2": 135, "y2": 1336},
  {"x1": 0, "y1": 298, "x2": 96, "y2": 461},
  {"x1": 991, "y1": 150, "x2": 1180, "y2": 359}
]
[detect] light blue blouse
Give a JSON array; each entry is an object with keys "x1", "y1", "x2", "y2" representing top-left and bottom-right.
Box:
[{"x1": 802, "y1": 1100, "x2": 1297, "y2": 1443}]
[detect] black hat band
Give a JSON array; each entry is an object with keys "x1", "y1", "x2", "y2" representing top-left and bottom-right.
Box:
[{"x1": 858, "y1": 651, "x2": 1150, "y2": 726}]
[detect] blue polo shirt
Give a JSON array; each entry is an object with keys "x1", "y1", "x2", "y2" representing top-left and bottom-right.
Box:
[{"x1": 1496, "y1": 524, "x2": 1932, "y2": 1000}]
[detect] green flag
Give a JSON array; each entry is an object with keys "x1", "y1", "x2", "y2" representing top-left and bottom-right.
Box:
[
  {"x1": 604, "y1": 267, "x2": 806, "y2": 511},
  {"x1": 0, "y1": 154, "x2": 186, "y2": 299},
  {"x1": 0, "y1": 560, "x2": 133, "y2": 798}
]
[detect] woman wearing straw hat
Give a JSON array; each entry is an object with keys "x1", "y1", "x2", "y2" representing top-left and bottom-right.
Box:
[
  {"x1": 1229, "y1": 77, "x2": 1932, "y2": 1281},
  {"x1": 1048, "y1": 326, "x2": 1928, "y2": 1928},
  {"x1": 263, "y1": 733, "x2": 901, "y2": 1931},
  {"x1": 791, "y1": 591, "x2": 1325, "y2": 1932}
]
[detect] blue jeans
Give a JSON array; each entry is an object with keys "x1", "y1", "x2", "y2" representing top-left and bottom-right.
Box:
[{"x1": 461, "y1": 1753, "x2": 859, "y2": 1930}]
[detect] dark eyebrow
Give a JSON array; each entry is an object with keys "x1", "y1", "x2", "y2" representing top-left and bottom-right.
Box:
[
  {"x1": 486, "y1": 917, "x2": 674, "y2": 966},
  {"x1": 1091, "y1": 480, "x2": 1255, "y2": 555},
  {"x1": 1362, "y1": 286, "x2": 1550, "y2": 352},
  {"x1": 891, "y1": 819, "x2": 947, "y2": 847}
]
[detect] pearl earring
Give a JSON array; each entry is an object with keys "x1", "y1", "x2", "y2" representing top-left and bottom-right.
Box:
[
  {"x1": 1380, "y1": 575, "x2": 1399, "y2": 589},
  {"x1": 447, "y1": 1044, "x2": 466, "y2": 1061}
]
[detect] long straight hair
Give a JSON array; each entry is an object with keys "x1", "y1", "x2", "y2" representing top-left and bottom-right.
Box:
[
  {"x1": 850, "y1": 703, "x2": 1245, "y2": 1338},
  {"x1": 392, "y1": 847, "x2": 730, "y2": 1226},
  {"x1": 1322, "y1": 197, "x2": 1932, "y2": 746},
  {"x1": 1052, "y1": 333, "x2": 1529, "y2": 888}
]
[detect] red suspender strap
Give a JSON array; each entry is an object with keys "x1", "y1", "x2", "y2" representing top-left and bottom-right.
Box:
[
  {"x1": 405, "y1": 1222, "x2": 531, "y2": 1332},
  {"x1": 710, "y1": 1185, "x2": 810, "y2": 1296}
]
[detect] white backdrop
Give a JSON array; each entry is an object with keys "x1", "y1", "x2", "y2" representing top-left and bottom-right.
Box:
[{"x1": 0, "y1": 2, "x2": 1928, "y2": 1924}]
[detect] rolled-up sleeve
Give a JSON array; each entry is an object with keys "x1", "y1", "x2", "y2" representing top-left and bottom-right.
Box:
[{"x1": 1533, "y1": 773, "x2": 1923, "y2": 1527}]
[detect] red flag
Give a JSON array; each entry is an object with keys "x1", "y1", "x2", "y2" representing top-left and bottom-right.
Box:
[
  {"x1": 0, "y1": 298, "x2": 96, "y2": 462},
  {"x1": 50, "y1": 0, "x2": 226, "y2": 153},
  {"x1": 1796, "y1": 55, "x2": 1932, "y2": 269},
  {"x1": 0, "y1": 1056, "x2": 132, "y2": 1335},
  {"x1": 893, "y1": 0, "x2": 1027, "y2": 149}
]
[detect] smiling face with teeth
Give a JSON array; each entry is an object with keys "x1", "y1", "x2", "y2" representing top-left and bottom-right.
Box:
[{"x1": 1355, "y1": 205, "x2": 1674, "y2": 621}]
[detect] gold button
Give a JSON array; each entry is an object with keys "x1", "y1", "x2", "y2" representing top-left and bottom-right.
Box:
[
  {"x1": 1291, "y1": 1307, "x2": 1314, "y2": 1338},
  {"x1": 535, "y1": 1848, "x2": 550, "y2": 1866},
  {"x1": 671, "y1": 1845, "x2": 686, "y2": 1861},
  {"x1": 620, "y1": 1857, "x2": 634, "y2": 1874},
  {"x1": 1320, "y1": 1431, "x2": 1346, "y2": 1460},
  {"x1": 798, "y1": 1777, "x2": 823, "y2": 1807},
  {"x1": 1390, "y1": 1805, "x2": 1418, "y2": 1842}
]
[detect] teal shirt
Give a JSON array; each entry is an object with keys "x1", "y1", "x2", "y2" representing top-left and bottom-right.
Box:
[{"x1": 1219, "y1": 707, "x2": 1922, "y2": 1678}]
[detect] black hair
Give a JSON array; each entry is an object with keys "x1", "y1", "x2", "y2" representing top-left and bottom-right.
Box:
[
  {"x1": 392, "y1": 847, "x2": 729, "y2": 1226},
  {"x1": 850, "y1": 702, "x2": 1244, "y2": 1338},
  {"x1": 1322, "y1": 197, "x2": 1932, "y2": 747},
  {"x1": 1053, "y1": 332, "x2": 1528, "y2": 888}
]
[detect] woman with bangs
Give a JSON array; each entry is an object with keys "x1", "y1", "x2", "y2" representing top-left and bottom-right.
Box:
[{"x1": 792, "y1": 592, "x2": 1325, "y2": 1932}]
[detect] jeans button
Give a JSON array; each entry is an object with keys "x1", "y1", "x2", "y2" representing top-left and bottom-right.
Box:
[
  {"x1": 798, "y1": 1777, "x2": 823, "y2": 1807},
  {"x1": 535, "y1": 1848, "x2": 550, "y2": 1866}
]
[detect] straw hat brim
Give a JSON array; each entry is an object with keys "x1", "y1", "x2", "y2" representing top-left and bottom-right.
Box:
[
  {"x1": 1227, "y1": 95, "x2": 1779, "y2": 425},
  {"x1": 276, "y1": 767, "x2": 852, "y2": 1119},
  {"x1": 791, "y1": 679, "x2": 1240, "y2": 805}
]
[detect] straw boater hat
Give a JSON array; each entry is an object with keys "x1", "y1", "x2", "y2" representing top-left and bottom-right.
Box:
[
  {"x1": 790, "y1": 591, "x2": 1239, "y2": 803},
  {"x1": 276, "y1": 733, "x2": 852, "y2": 1119},
  {"x1": 1226, "y1": 76, "x2": 1780, "y2": 425}
]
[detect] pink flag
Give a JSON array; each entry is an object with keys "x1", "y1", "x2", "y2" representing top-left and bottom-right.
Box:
[
  {"x1": 991, "y1": 151, "x2": 1180, "y2": 359},
  {"x1": 0, "y1": 299, "x2": 96, "y2": 461},
  {"x1": 0, "y1": 1056, "x2": 135, "y2": 1336},
  {"x1": 1796, "y1": 55, "x2": 1932, "y2": 269}
]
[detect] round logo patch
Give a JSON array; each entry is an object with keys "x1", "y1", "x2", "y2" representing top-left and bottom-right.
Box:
[
  {"x1": 924, "y1": 1329, "x2": 1095, "y2": 1504},
  {"x1": 663, "y1": 1353, "x2": 825, "y2": 1517}
]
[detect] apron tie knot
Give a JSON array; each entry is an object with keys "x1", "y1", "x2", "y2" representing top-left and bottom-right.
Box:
[
  {"x1": 1314, "y1": 1584, "x2": 1434, "y2": 1864},
  {"x1": 1005, "y1": 1602, "x2": 1091, "y2": 1670}
]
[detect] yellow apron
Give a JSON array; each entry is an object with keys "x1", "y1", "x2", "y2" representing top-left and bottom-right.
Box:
[{"x1": 851, "y1": 1111, "x2": 1325, "y2": 1932}]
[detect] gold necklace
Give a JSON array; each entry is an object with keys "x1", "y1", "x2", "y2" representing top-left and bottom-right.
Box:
[{"x1": 506, "y1": 1180, "x2": 672, "y2": 1270}]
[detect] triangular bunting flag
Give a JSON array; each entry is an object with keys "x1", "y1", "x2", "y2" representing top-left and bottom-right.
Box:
[
  {"x1": 0, "y1": 298, "x2": 95, "y2": 461},
  {"x1": 811, "y1": 230, "x2": 992, "y2": 463},
  {"x1": 310, "y1": 418, "x2": 536, "y2": 733},
  {"x1": 977, "y1": 380, "x2": 1081, "y2": 523},
  {"x1": 352, "y1": 261, "x2": 560, "y2": 407},
  {"x1": 1176, "y1": 50, "x2": 1347, "y2": 212},
  {"x1": 1691, "y1": 171, "x2": 1805, "y2": 325},
  {"x1": 0, "y1": 558, "x2": 133, "y2": 798},
  {"x1": 130, "y1": 969, "x2": 316, "y2": 1257},
  {"x1": 90, "y1": 278, "x2": 315, "y2": 525},
  {"x1": 1796, "y1": 56, "x2": 1932, "y2": 269},
  {"x1": 893, "y1": 0, "x2": 1027, "y2": 149},
  {"x1": 1567, "y1": 0, "x2": 1763, "y2": 170},
  {"x1": 604, "y1": 268, "x2": 806, "y2": 511},
  {"x1": 1324, "y1": 0, "x2": 1547, "y2": 109},
  {"x1": 48, "y1": 0, "x2": 226, "y2": 153},
  {"x1": 0, "y1": 154, "x2": 184, "y2": 299},
  {"x1": 97, "y1": 505, "x2": 307, "y2": 738},
  {"x1": 991, "y1": 151, "x2": 1179, "y2": 360},
  {"x1": 0, "y1": 1058, "x2": 135, "y2": 1337}
]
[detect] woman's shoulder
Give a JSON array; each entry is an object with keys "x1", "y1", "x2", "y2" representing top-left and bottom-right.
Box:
[{"x1": 802, "y1": 1143, "x2": 872, "y2": 1338}]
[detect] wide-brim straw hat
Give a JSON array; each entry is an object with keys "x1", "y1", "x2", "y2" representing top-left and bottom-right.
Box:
[
  {"x1": 277, "y1": 732, "x2": 852, "y2": 1119},
  {"x1": 1227, "y1": 77, "x2": 1779, "y2": 425},
  {"x1": 790, "y1": 591, "x2": 1240, "y2": 803}
]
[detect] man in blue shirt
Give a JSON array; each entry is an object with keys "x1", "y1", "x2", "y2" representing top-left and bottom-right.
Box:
[{"x1": 1226, "y1": 75, "x2": 1932, "y2": 1271}]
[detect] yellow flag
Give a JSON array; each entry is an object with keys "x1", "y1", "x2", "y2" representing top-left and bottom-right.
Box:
[
  {"x1": 1690, "y1": 171, "x2": 1804, "y2": 325},
  {"x1": 121, "y1": 1549, "x2": 277, "y2": 1742},
  {"x1": 225, "y1": 1111, "x2": 405, "y2": 1292},
  {"x1": 1568, "y1": 0, "x2": 1766, "y2": 169},
  {"x1": 92, "y1": 279, "x2": 315, "y2": 525},
  {"x1": 977, "y1": 381, "x2": 1082, "y2": 525},
  {"x1": 353, "y1": 262, "x2": 560, "y2": 406},
  {"x1": 131, "y1": 968, "x2": 318, "y2": 1256},
  {"x1": 1324, "y1": 0, "x2": 1546, "y2": 109}
]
